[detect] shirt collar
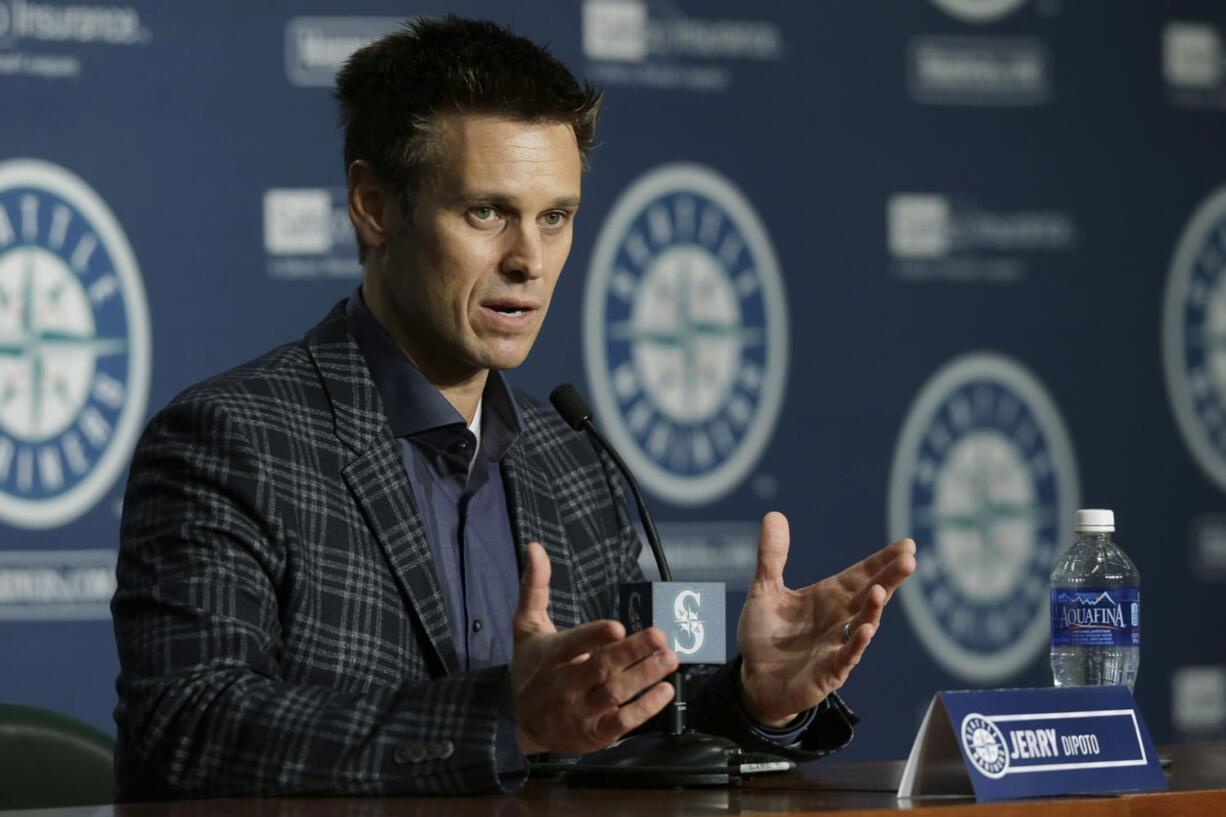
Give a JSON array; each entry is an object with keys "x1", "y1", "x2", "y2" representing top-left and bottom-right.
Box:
[{"x1": 345, "y1": 286, "x2": 523, "y2": 459}]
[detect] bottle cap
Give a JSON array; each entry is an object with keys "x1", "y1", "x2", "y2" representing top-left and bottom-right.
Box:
[{"x1": 1075, "y1": 508, "x2": 1115, "y2": 533}]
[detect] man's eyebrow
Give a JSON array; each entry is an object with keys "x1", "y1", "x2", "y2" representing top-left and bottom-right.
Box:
[{"x1": 459, "y1": 192, "x2": 581, "y2": 210}]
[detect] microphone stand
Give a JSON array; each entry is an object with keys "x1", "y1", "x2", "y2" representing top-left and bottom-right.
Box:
[{"x1": 549, "y1": 385, "x2": 793, "y2": 787}]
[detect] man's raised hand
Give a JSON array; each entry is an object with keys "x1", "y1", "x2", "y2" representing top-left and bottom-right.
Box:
[
  {"x1": 736, "y1": 512, "x2": 917, "y2": 726},
  {"x1": 510, "y1": 542, "x2": 679, "y2": 755}
]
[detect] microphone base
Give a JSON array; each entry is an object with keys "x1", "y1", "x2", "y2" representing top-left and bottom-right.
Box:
[{"x1": 560, "y1": 730, "x2": 794, "y2": 788}]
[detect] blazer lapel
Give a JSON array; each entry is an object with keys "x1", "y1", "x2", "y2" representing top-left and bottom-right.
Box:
[
  {"x1": 502, "y1": 441, "x2": 580, "y2": 630},
  {"x1": 305, "y1": 302, "x2": 459, "y2": 676}
]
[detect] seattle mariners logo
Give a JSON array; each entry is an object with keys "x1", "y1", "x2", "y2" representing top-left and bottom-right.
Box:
[
  {"x1": 672, "y1": 589, "x2": 704, "y2": 656},
  {"x1": 961, "y1": 714, "x2": 1010, "y2": 779},
  {"x1": 0, "y1": 160, "x2": 150, "y2": 529},
  {"x1": 1163, "y1": 186, "x2": 1226, "y2": 493},
  {"x1": 889, "y1": 353, "x2": 1079, "y2": 682},
  {"x1": 584, "y1": 164, "x2": 788, "y2": 506},
  {"x1": 930, "y1": 0, "x2": 1028, "y2": 23}
]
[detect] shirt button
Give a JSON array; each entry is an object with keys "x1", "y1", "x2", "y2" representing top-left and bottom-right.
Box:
[{"x1": 472, "y1": 618, "x2": 483, "y2": 633}]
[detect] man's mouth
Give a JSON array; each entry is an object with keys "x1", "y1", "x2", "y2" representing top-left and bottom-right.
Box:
[{"x1": 482, "y1": 299, "x2": 539, "y2": 318}]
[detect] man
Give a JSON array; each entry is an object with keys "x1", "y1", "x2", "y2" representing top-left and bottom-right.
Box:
[{"x1": 112, "y1": 17, "x2": 916, "y2": 800}]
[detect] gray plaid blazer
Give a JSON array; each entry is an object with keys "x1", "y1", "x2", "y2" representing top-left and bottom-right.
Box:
[{"x1": 112, "y1": 301, "x2": 854, "y2": 801}]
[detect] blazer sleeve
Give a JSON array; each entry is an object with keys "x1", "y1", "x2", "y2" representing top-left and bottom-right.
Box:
[
  {"x1": 112, "y1": 396, "x2": 522, "y2": 800},
  {"x1": 594, "y1": 448, "x2": 858, "y2": 760}
]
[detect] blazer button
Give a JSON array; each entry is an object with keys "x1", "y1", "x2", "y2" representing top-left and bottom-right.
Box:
[
  {"x1": 434, "y1": 740, "x2": 455, "y2": 760},
  {"x1": 410, "y1": 744, "x2": 428, "y2": 763},
  {"x1": 393, "y1": 744, "x2": 411, "y2": 765}
]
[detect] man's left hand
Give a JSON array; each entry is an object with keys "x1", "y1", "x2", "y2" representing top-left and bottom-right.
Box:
[{"x1": 737, "y1": 512, "x2": 917, "y2": 727}]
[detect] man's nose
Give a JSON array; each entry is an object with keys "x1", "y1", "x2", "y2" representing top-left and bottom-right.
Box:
[{"x1": 500, "y1": 221, "x2": 545, "y2": 280}]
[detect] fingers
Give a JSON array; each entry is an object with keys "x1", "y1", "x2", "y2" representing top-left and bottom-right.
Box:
[
  {"x1": 591, "y1": 680, "x2": 676, "y2": 747},
  {"x1": 514, "y1": 542, "x2": 554, "y2": 637},
  {"x1": 848, "y1": 583, "x2": 886, "y2": 636},
  {"x1": 753, "y1": 511, "x2": 791, "y2": 587},
  {"x1": 857, "y1": 537, "x2": 917, "y2": 579},
  {"x1": 848, "y1": 542, "x2": 917, "y2": 610},
  {"x1": 579, "y1": 628, "x2": 678, "y2": 710},
  {"x1": 547, "y1": 618, "x2": 626, "y2": 662}
]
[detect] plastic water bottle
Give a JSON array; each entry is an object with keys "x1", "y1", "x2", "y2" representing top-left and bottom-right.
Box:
[{"x1": 1050, "y1": 509, "x2": 1140, "y2": 691}]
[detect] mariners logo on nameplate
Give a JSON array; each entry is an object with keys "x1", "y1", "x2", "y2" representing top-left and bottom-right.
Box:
[
  {"x1": 900, "y1": 688, "x2": 1167, "y2": 802},
  {"x1": 585, "y1": 164, "x2": 788, "y2": 507},
  {"x1": 0, "y1": 159, "x2": 151, "y2": 530},
  {"x1": 1164, "y1": 185, "x2": 1226, "y2": 493},
  {"x1": 889, "y1": 353, "x2": 1079, "y2": 682}
]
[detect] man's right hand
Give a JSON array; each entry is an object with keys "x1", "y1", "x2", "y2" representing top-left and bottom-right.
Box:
[{"x1": 510, "y1": 542, "x2": 678, "y2": 755}]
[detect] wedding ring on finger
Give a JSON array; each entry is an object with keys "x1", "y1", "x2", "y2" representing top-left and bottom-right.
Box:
[{"x1": 841, "y1": 621, "x2": 852, "y2": 644}]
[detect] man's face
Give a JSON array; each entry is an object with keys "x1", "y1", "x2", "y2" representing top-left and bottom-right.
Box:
[{"x1": 376, "y1": 114, "x2": 582, "y2": 383}]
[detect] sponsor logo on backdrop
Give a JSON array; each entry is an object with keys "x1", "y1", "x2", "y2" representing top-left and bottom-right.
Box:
[
  {"x1": 889, "y1": 352, "x2": 1079, "y2": 682},
  {"x1": 1163, "y1": 23, "x2": 1226, "y2": 112},
  {"x1": 672, "y1": 589, "x2": 704, "y2": 655},
  {"x1": 962, "y1": 713, "x2": 1011, "y2": 778},
  {"x1": 0, "y1": 549, "x2": 115, "y2": 620},
  {"x1": 284, "y1": 16, "x2": 402, "y2": 88},
  {"x1": 0, "y1": 0, "x2": 150, "y2": 80},
  {"x1": 635, "y1": 520, "x2": 758, "y2": 587},
  {"x1": 581, "y1": 0, "x2": 783, "y2": 91},
  {"x1": 930, "y1": 0, "x2": 1028, "y2": 24},
  {"x1": 262, "y1": 187, "x2": 360, "y2": 279},
  {"x1": 1172, "y1": 666, "x2": 1226, "y2": 735},
  {"x1": 0, "y1": 159, "x2": 150, "y2": 531},
  {"x1": 1191, "y1": 515, "x2": 1226, "y2": 582},
  {"x1": 908, "y1": 36, "x2": 1050, "y2": 106},
  {"x1": 887, "y1": 192, "x2": 1075, "y2": 283},
  {"x1": 1163, "y1": 187, "x2": 1226, "y2": 493},
  {"x1": 585, "y1": 164, "x2": 788, "y2": 507}
]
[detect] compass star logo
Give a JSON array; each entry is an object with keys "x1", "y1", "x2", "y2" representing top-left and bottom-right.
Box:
[
  {"x1": 960, "y1": 713, "x2": 1010, "y2": 779},
  {"x1": 0, "y1": 160, "x2": 150, "y2": 529},
  {"x1": 1164, "y1": 186, "x2": 1226, "y2": 492},
  {"x1": 584, "y1": 164, "x2": 788, "y2": 506},
  {"x1": 672, "y1": 588, "x2": 705, "y2": 655},
  {"x1": 889, "y1": 353, "x2": 1079, "y2": 682}
]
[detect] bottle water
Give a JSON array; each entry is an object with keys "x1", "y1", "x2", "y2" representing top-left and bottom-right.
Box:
[{"x1": 1050, "y1": 509, "x2": 1140, "y2": 691}]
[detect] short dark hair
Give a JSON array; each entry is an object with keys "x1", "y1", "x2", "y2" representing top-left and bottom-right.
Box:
[{"x1": 335, "y1": 16, "x2": 601, "y2": 258}]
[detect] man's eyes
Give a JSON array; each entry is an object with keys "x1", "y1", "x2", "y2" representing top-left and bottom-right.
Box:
[{"x1": 466, "y1": 206, "x2": 572, "y2": 229}]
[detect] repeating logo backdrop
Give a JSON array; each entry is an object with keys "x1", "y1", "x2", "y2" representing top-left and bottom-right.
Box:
[{"x1": 2, "y1": 0, "x2": 1225, "y2": 762}]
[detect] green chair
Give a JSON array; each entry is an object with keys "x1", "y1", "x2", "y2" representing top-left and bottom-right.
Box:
[{"x1": 0, "y1": 703, "x2": 114, "y2": 809}]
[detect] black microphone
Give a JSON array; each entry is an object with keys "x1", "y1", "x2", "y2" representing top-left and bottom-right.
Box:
[{"x1": 550, "y1": 383, "x2": 671, "y2": 582}]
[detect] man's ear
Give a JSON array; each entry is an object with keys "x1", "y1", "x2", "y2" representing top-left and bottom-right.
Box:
[{"x1": 347, "y1": 160, "x2": 396, "y2": 254}]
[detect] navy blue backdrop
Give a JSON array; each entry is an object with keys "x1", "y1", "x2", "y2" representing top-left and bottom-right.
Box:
[{"x1": 2, "y1": 0, "x2": 1225, "y2": 763}]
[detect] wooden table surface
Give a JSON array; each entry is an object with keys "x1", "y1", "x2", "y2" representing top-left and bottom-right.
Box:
[{"x1": 8, "y1": 743, "x2": 1225, "y2": 816}]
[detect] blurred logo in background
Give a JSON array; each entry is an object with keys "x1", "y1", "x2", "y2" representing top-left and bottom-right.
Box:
[
  {"x1": 887, "y1": 192, "x2": 1075, "y2": 283},
  {"x1": 284, "y1": 16, "x2": 402, "y2": 88},
  {"x1": 585, "y1": 164, "x2": 788, "y2": 508},
  {"x1": 0, "y1": 0, "x2": 150, "y2": 80},
  {"x1": 908, "y1": 36, "x2": 1050, "y2": 106},
  {"x1": 1163, "y1": 186, "x2": 1226, "y2": 492},
  {"x1": 1163, "y1": 22, "x2": 1226, "y2": 111},
  {"x1": 0, "y1": 159, "x2": 150, "y2": 531},
  {"x1": 581, "y1": 0, "x2": 783, "y2": 91},
  {"x1": 890, "y1": 352, "x2": 1079, "y2": 682},
  {"x1": 930, "y1": 0, "x2": 1028, "y2": 24},
  {"x1": 1172, "y1": 666, "x2": 1226, "y2": 737},
  {"x1": 262, "y1": 187, "x2": 360, "y2": 280}
]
